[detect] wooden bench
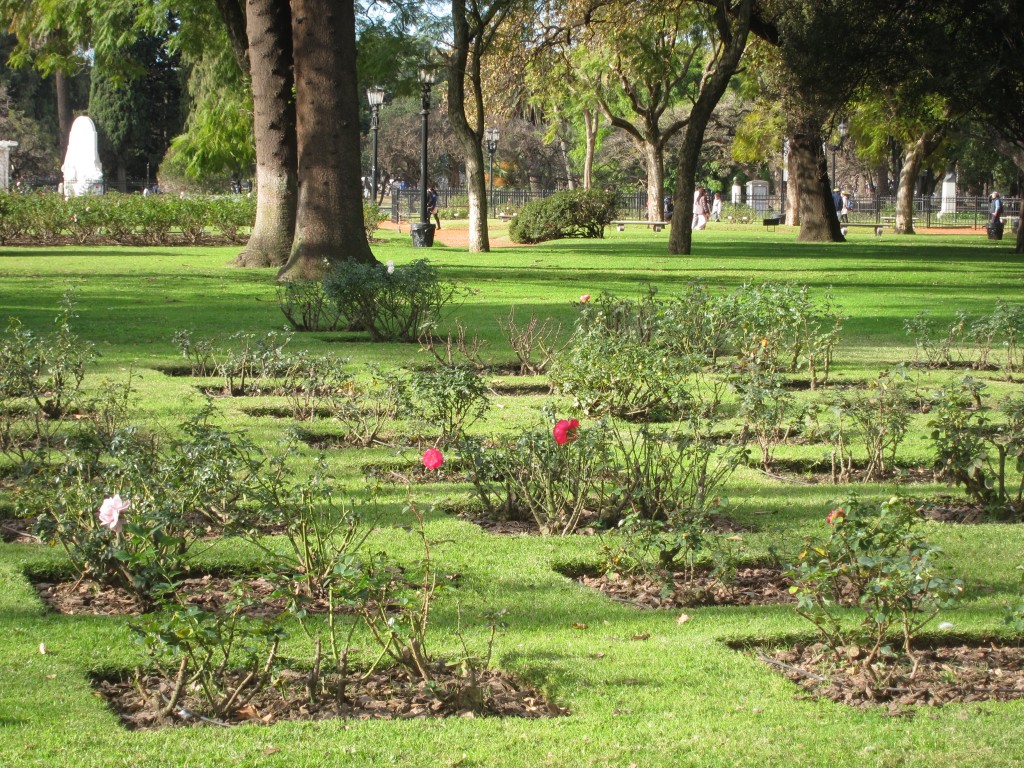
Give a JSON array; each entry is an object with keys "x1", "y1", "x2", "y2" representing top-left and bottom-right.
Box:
[
  {"x1": 611, "y1": 220, "x2": 669, "y2": 232},
  {"x1": 762, "y1": 216, "x2": 782, "y2": 231}
]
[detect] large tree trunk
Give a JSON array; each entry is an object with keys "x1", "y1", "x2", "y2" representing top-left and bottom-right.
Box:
[
  {"x1": 279, "y1": 0, "x2": 375, "y2": 279},
  {"x1": 55, "y1": 70, "x2": 72, "y2": 163},
  {"x1": 582, "y1": 109, "x2": 598, "y2": 190},
  {"x1": 560, "y1": 140, "x2": 573, "y2": 189},
  {"x1": 875, "y1": 160, "x2": 889, "y2": 197},
  {"x1": 642, "y1": 141, "x2": 663, "y2": 221},
  {"x1": 785, "y1": 141, "x2": 799, "y2": 226},
  {"x1": 449, "y1": 0, "x2": 490, "y2": 253},
  {"x1": 791, "y1": 122, "x2": 844, "y2": 243},
  {"x1": 234, "y1": 0, "x2": 296, "y2": 268},
  {"x1": 669, "y1": 0, "x2": 752, "y2": 255},
  {"x1": 894, "y1": 131, "x2": 941, "y2": 235}
]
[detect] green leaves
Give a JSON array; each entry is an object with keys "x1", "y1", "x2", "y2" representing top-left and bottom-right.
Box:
[{"x1": 787, "y1": 496, "x2": 963, "y2": 687}]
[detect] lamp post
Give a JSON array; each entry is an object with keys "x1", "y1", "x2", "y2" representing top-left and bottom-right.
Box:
[
  {"x1": 366, "y1": 86, "x2": 385, "y2": 204},
  {"x1": 411, "y1": 65, "x2": 436, "y2": 247},
  {"x1": 484, "y1": 127, "x2": 499, "y2": 212},
  {"x1": 831, "y1": 119, "x2": 848, "y2": 189}
]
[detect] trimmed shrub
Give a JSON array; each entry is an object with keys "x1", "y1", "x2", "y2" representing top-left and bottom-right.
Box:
[{"x1": 509, "y1": 189, "x2": 616, "y2": 244}]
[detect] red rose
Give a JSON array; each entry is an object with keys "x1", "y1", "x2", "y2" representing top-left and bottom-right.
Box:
[
  {"x1": 553, "y1": 419, "x2": 580, "y2": 445},
  {"x1": 422, "y1": 448, "x2": 444, "y2": 470}
]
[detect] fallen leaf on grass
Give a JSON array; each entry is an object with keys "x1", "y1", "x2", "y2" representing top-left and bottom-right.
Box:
[
  {"x1": 631, "y1": 633, "x2": 650, "y2": 641},
  {"x1": 571, "y1": 622, "x2": 588, "y2": 630},
  {"x1": 677, "y1": 613, "x2": 690, "y2": 624}
]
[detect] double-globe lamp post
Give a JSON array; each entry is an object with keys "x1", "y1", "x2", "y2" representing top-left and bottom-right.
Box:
[
  {"x1": 366, "y1": 86, "x2": 385, "y2": 204},
  {"x1": 484, "y1": 127, "x2": 499, "y2": 212},
  {"x1": 411, "y1": 66, "x2": 436, "y2": 248}
]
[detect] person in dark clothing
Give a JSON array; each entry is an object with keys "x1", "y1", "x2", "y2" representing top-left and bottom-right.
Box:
[
  {"x1": 427, "y1": 185, "x2": 441, "y2": 229},
  {"x1": 831, "y1": 188, "x2": 843, "y2": 220}
]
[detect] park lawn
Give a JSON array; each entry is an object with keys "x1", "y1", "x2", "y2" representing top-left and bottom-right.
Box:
[{"x1": 1, "y1": 224, "x2": 1023, "y2": 767}]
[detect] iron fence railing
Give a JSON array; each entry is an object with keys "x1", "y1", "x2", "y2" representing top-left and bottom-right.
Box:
[{"x1": 391, "y1": 187, "x2": 1020, "y2": 228}]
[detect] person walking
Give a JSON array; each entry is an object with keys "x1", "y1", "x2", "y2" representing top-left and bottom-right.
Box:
[
  {"x1": 692, "y1": 186, "x2": 709, "y2": 230},
  {"x1": 710, "y1": 192, "x2": 723, "y2": 222},
  {"x1": 989, "y1": 191, "x2": 1004, "y2": 240},
  {"x1": 427, "y1": 185, "x2": 441, "y2": 230}
]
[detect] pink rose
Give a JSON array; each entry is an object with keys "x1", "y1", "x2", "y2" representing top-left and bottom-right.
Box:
[
  {"x1": 422, "y1": 448, "x2": 444, "y2": 470},
  {"x1": 553, "y1": 419, "x2": 580, "y2": 445},
  {"x1": 580, "y1": 294, "x2": 591, "y2": 303},
  {"x1": 826, "y1": 508, "x2": 845, "y2": 525},
  {"x1": 98, "y1": 495, "x2": 130, "y2": 532}
]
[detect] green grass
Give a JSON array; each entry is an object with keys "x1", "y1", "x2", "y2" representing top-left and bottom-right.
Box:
[{"x1": 2, "y1": 224, "x2": 1024, "y2": 767}]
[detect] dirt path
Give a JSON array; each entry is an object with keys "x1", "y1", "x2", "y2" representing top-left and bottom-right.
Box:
[{"x1": 378, "y1": 220, "x2": 520, "y2": 248}]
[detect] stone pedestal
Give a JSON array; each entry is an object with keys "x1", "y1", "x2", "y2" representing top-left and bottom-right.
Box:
[
  {"x1": 0, "y1": 140, "x2": 17, "y2": 191},
  {"x1": 938, "y1": 167, "x2": 957, "y2": 218}
]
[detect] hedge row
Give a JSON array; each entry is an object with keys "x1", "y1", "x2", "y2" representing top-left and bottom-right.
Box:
[{"x1": 0, "y1": 192, "x2": 257, "y2": 245}]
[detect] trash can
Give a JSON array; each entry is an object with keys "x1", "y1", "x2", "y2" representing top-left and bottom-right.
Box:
[
  {"x1": 987, "y1": 220, "x2": 1004, "y2": 240},
  {"x1": 410, "y1": 222, "x2": 435, "y2": 247}
]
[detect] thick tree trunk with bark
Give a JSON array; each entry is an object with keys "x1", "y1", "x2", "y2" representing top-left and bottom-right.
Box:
[
  {"x1": 55, "y1": 70, "x2": 71, "y2": 163},
  {"x1": 669, "y1": 0, "x2": 752, "y2": 255},
  {"x1": 583, "y1": 109, "x2": 598, "y2": 189},
  {"x1": 894, "y1": 131, "x2": 941, "y2": 235},
  {"x1": 790, "y1": 124, "x2": 843, "y2": 243},
  {"x1": 785, "y1": 144, "x2": 799, "y2": 226},
  {"x1": 642, "y1": 142, "x2": 664, "y2": 221},
  {"x1": 234, "y1": 0, "x2": 297, "y2": 268},
  {"x1": 448, "y1": 0, "x2": 491, "y2": 253},
  {"x1": 279, "y1": 0, "x2": 375, "y2": 279},
  {"x1": 875, "y1": 161, "x2": 889, "y2": 197}
]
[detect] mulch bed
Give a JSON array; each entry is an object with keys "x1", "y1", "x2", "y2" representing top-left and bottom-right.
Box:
[
  {"x1": 1, "y1": 516, "x2": 39, "y2": 544},
  {"x1": 576, "y1": 566, "x2": 794, "y2": 609},
  {"x1": 759, "y1": 641, "x2": 1024, "y2": 711},
  {"x1": 448, "y1": 502, "x2": 749, "y2": 539},
  {"x1": 363, "y1": 461, "x2": 463, "y2": 485},
  {"x1": 916, "y1": 495, "x2": 1023, "y2": 524},
  {"x1": 94, "y1": 662, "x2": 566, "y2": 730},
  {"x1": 488, "y1": 381, "x2": 552, "y2": 396},
  {"x1": 34, "y1": 575, "x2": 341, "y2": 617},
  {"x1": 760, "y1": 460, "x2": 936, "y2": 486}
]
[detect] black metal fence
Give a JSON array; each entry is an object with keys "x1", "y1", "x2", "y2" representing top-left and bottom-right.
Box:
[
  {"x1": 391, "y1": 186, "x2": 1020, "y2": 229},
  {"x1": 390, "y1": 187, "x2": 656, "y2": 223}
]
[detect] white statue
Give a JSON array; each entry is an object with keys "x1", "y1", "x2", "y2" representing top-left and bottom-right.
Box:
[{"x1": 61, "y1": 116, "x2": 103, "y2": 198}]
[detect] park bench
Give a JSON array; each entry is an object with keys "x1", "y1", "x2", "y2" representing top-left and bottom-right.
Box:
[
  {"x1": 497, "y1": 213, "x2": 515, "y2": 222},
  {"x1": 843, "y1": 223, "x2": 889, "y2": 236},
  {"x1": 762, "y1": 216, "x2": 782, "y2": 231},
  {"x1": 612, "y1": 220, "x2": 669, "y2": 232}
]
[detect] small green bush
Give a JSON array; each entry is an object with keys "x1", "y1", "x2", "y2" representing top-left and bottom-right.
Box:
[
  {"x1": 323, "y1": 259, "x2": 465, "y2": 343},
  {"x1": 508, "y1": 189, "x2": 616, "y2": 244}
]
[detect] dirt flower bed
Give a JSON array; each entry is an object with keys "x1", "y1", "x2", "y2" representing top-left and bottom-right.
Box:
[
  {"x1": 916, "y1": 495, "x2": 1023, "y2": 524},
  {"x1": 94, "y1": 662, "x2": 565, "y2": 730},
  {"x1": 33, "y1": 575, "x2": 363, "y2": 617},
  {"x1": 760, "y1": 642, "x2": 1024, "y2": 711},
  {"x1": 363, "y1": 461, "x2": 465, "y2": 485},
  {"x1": 448, "y1": 500, "x2": 749, "y2": 539},
  {"x1": 1, "y1": 517, "x2": 38, "y2": 543},
  {"x1": 575, "y1": 566, "x2": 794, "y2": 609},
  {"x1": 763, "y1": 459, "x2": 936, "y2": 486}
]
